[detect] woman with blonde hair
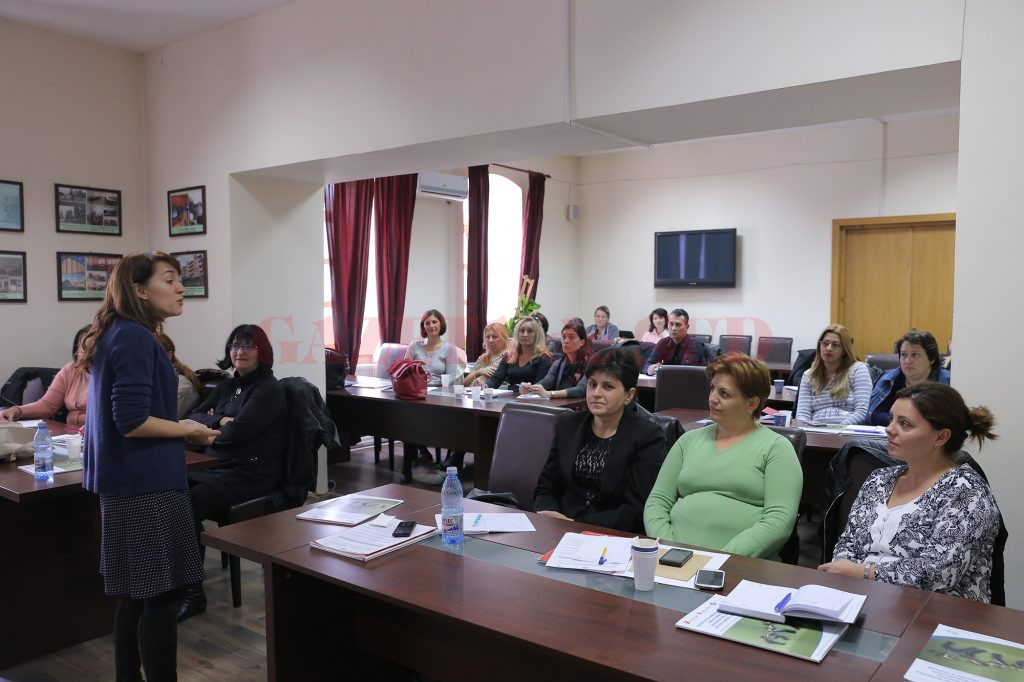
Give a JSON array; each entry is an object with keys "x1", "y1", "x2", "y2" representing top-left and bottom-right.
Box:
[
  {"x1": 463, "y1": 322, "x2": 509, "y2": 387},
  {"x1": 795, "y1": 324, "x2": 871, "y2": 424},
  {"x1": 486, "y1": 316, "x2": 552, "y2": 390}
]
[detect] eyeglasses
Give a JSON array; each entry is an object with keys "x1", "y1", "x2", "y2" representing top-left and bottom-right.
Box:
[
  {"x1": 819, "y1": 340, "x2": 842, "y2": 349},
  {"x1": 230, "y1": 343, "x2": 256, "y2": 353}
]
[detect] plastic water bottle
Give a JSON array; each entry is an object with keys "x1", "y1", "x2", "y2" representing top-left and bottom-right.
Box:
[
  {"x1": 33, "y1": 421, "x2": 54, "y2": 482},
  {"x1": 440, "y1": 466, "x2": 464, "y2": 545}
]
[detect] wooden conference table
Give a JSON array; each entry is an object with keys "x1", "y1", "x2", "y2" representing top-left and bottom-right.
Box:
[
  {"x1": 0, "y1": 420, "x2": 216, "y2": 669},
  {"x1": 201, "y1": 484, "x2": 1022, "y2": 681},
  {"x1": 326, "y1": 385, "x2": 586, "y2": 489}
]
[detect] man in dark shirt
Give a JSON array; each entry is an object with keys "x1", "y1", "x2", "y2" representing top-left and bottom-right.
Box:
[{"x1": 643, "y1": 308, "x2": 702, "y2": 374}]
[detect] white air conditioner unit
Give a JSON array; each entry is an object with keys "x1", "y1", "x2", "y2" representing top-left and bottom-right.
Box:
[{"x1": 417, "y1": 171, "x2": 468, "y2": 200}]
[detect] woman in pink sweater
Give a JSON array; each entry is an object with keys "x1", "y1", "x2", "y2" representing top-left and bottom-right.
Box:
[{"x1": 0, "y1": 327, "x2": 89, "y2": 427}]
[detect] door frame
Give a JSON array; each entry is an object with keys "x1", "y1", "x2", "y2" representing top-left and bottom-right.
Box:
[{"x1": 830, "y1": 212, "x2": 956, "y2": 323}]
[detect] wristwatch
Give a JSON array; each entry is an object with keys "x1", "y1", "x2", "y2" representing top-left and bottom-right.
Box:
[{"x1": 863, "y1": 561, "x2": 875, "y2": 580}]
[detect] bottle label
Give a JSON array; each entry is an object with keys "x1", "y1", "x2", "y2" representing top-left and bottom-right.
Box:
[{"x1": 441, "y1": 512, "x2": 462, "y2": 536}]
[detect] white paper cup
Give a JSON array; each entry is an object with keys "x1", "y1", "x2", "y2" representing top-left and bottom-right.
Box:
[
  {"x1": 631, "y1": 538, "x2": 659, "y2": 591},
  {"x1": 482, "y1": 387, "x2": 494, "y2": 399},
  {"x1": 441, "y1": 374, "x2": 451, "y2": 388},
  {"x1": 67, "y1": 434, "x2": 82, "y2": 460},
  {"x1": 471, "y1": 385, "x2": 482, "y2": 400},
  {"x1": 453, "y1": 384, "x2": 465, "y2": 395}
]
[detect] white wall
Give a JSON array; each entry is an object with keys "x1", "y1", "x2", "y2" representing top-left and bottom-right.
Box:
[
  {"x1": 575, "y1": 113, "x2": 958, "y2": 353},
  {"x1": 0, "y1": 19, "x2": 146, "y2": 384},
  {"x1": 954, "y1": 0, "x2": 1024, "y2": 608}
]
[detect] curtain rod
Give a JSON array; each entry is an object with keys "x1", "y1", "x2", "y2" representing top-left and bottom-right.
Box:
[{"x1": 490, "y1": 163, "x2": 551, "y2": 179}]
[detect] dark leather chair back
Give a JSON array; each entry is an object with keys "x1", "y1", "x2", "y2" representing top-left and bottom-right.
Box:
[
  {"x1": 755, "y1": 337, "x2": 794, "y2": 364},
  {"x1": 488, "y1": 402, "x2": 572, "y2": 512},
  {"x1": 654, "y1": 365, "x2": 711, "y2": 411},
  {"x1": 633, "y1": 403, "x2": 684, "y2": 448},
  {"x1": 719, "y1": 334, "x2": 752, "y2": 356},
  {"x1": 865, "y1": 353, "x2": 899, "y2": 371},
  {"x1": 766, "y1": 425, "x2": 806, "y2": 564},
  {"x1": 694, "y1": 334, "x2": 712, "y2": 346}
]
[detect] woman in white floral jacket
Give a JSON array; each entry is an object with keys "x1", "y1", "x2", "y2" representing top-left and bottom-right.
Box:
[{"x1": 818, "y1": 382, "x2": 1001, "y2": 602}]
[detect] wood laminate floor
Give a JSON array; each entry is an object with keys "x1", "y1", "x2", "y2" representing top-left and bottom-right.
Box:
[{"x1": 0, "y1": 441, "x2": 822, "y2": 680}]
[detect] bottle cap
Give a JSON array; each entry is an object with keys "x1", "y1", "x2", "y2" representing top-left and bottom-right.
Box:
[{"x1": 446, "y1": 466, "x2": 458, "y2": 475}]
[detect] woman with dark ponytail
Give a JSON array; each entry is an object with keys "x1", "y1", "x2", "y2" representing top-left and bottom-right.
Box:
[{"x1": 819, "y1": 382, "x2": 1002, "y2": 602}]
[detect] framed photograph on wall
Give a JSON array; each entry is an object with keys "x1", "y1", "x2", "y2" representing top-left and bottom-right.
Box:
[
  {"x1": 0, "y1": 179, "x2": 24, "y2": 232},
  {"x1": 55, "y1": 184, "x2": 122, "y2": 235},
  {"x1": 56, "y1": 252, "x2": 121, "y2": 301},
  {"x1": 168, "y1": 186, "x2": 206, "y2": 236},
  {"x1": 0, "y1": 251, "x2": 27, "y2": 302},
  {"x1": 171, "y1": 249, "x2": 208, "y2": 298}
]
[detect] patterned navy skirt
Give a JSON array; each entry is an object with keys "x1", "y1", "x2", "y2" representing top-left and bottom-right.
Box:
[{"x1": 99, "y1": 489, "x2": 204, "y2": 599}]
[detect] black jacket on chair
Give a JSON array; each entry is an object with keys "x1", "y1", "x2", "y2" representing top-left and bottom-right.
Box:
[
  {"x1": 188, "y1": 365, "x2": 286, "y2": 503},
  {"x1": 275, "y1": 376, "x2": 341, "y2": 509},
  {"x1": 534, "y1": 408, "x2": 667, "y2": 534}
]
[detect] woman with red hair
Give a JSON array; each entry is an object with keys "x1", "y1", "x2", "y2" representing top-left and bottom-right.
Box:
[{"x1": 179, "y1": 323, "x2": 287, "y2": 621}]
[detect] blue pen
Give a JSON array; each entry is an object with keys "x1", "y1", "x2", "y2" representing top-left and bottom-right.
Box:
[
  {"x1": 774, "y1": 593, "x2": 792, "y2": 613},
  {"x1": 472, "y1": 513, "x2": 482, "y2": 527}
]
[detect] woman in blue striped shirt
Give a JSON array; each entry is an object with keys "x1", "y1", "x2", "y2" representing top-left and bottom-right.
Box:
[{"x1": 795, "y1": 324, "x2": 871, "y2": 424}]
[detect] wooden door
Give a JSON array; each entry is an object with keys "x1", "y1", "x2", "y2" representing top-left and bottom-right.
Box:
[{"x1": 832, "y1": 214, "x2": 955, "y2": 357}]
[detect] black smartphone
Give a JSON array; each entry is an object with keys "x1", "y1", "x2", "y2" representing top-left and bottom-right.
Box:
[
  {"x1": 658, "y1": 548, "x2": 694, "y2": 567},
  {"x1": 392, "y1": 520, "x2": 416, "y2": 537},
  {"x1": 694, "y1": 569, "x2": 726, "y2": 590}
]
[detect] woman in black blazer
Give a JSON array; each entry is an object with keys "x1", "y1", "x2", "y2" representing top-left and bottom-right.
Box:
[{"x1": 534, "y1": 346, "x2": 667, "y2": 534}]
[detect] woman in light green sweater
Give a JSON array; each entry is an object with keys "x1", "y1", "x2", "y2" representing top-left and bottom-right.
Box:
[{"x1": 644, "y1": 353, "x2": 802, "y2": 559}]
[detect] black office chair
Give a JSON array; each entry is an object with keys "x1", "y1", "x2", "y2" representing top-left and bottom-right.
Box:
[
  {"x1": 865, "y1": 353, "x2": 899, "y2": 371},
  {"x1": 654, "y1": 365, "x2": 711, "y2": 411},
  {"x1": 467, "y1": 402, "x2": 571, "y2": 511},
  {"x1": 765, "y1": 425, "x2": 806, "y2": 565},
  {"x1": 694, "y1": 334, "x2": 712, "y2": 346},
  {"x1": 633, "y1": 403, "x2": 684, "y2": 448},
  {"x1": 719, "y1": 334, "x2": 752, "y2": 356},
  {"x1": 755, "y1": 337, "x2": 793, "y2": 364}
]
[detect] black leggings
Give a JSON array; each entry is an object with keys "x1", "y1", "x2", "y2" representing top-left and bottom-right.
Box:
[{"x1": 113, "y1": 589, "x2": 180, "y2": 682}]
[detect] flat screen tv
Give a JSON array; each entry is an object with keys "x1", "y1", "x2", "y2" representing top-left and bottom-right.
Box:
[{"x1": 654, "y1": 228, "x2": 737, "y2": 288}]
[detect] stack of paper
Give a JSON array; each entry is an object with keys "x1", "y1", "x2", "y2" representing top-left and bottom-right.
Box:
[
  {"x1": 545, "y1": 533, "x2": 632, "y2": 573},
  {"x1": 839, "y1": 425, "x2": 887, "y2": 438},
  {"x1": 677, "y1": 596, "x2": 848, "y2": 663},
  {"x1": 296, "y1": 495, "x2": 403, "y2": 526},
  {"x1": 433, "y1": 512, "x2": 536, "y2": 534},
  {"x1": 311, "y1": 519, "x2": 436, "y2": 562},
  {"x1": 718, "y1": 580, "x2": 866, "y2": 624}
]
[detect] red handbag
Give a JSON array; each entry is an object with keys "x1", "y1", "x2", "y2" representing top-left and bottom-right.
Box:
[{"x1": 387, "y1": 358, "x2": 430, "y2": 400}]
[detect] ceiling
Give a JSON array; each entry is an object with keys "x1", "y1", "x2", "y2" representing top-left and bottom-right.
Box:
[{"x1": 0, "y1": 0, "x2": 296, "y2": 52}]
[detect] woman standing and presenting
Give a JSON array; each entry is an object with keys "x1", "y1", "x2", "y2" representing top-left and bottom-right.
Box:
[
  {"x1": 795, "y1": 324, "x2": 872, "y2": 425},
  {"x1": 79, "y1": 252, "x2": 219, "y2": 681}
]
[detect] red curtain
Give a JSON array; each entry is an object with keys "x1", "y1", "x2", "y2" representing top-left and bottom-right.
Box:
[
  {"x1": 520, "y1": 171, "x2": 546, "y2": 297},
  {"x1": 466, "y1": 165, "x2": 490, "y2": 359},
  {"x1": 325, "y1": 180, "x2": 374, "y2": 364},
  {"x1": 374, "y1": 174, "x2": 418, "y2": 343}
]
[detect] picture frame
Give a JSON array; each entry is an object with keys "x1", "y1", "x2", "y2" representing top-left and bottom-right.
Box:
[
  {"x1": 168, "y1": 185, "x2": 206, "y2": 237},
  {"x1": 55, "y1": 183, "x2": 122, "y2": 236},
  {"x1": 56, "y1": 252, "x2": 121, "y2": 301},
  {"x1": 0, "y1": 250, "x2": 27, "y2": 302},
  {"x1": 0, "y1": 179, "x2": 24, "y2": 232},
  {"x1": 171, "y1": 249, "x2": 209, "y2": 298}
]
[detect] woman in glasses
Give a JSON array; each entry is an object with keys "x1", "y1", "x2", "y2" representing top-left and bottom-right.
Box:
[
  {"x1": 795, "y1": 324, "x2": 871, "y2": 424},
  {"x1": 178, "y1": 324, "x2": 287, "y2": 621}
]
